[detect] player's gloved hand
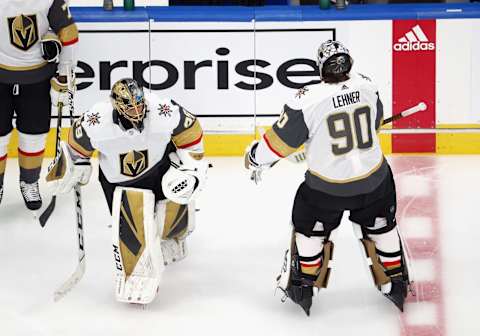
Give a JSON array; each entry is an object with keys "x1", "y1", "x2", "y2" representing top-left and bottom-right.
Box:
[
  {"x1": 46, "y1": 142, "x2": 92, "y2": 195},
  {"x1": 50, "y1": 73, "x2": 75, "y2": 108},
  {"x1": 244, "y1": 141, "x2": 267, "y2": 185}
]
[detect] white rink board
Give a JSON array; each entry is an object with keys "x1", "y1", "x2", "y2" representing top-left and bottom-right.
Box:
[{"x1": 70, "y1": 19, "x2": 480, "y2": 131}]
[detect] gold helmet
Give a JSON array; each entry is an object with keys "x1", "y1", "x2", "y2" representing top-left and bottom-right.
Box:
[{"x1": 111, "y1": 78, "x2": 145, "y2": 129}]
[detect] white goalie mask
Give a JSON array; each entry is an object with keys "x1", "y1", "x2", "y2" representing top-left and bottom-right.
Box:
[{"x1": 317, "y1": 40, "x2": 353, "y2": 80}]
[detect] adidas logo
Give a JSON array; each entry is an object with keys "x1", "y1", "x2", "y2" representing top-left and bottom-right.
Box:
[
  {"x1": 393, "y1": 25, "x2": 435, "y2": 52},
  {"x1": 341, "y1": 85, "x2": 349, "y2": 90}
]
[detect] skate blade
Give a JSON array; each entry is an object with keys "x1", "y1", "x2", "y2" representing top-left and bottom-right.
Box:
[{"x1": 384, "y1": 293, "x2": 404, "y2": 312}]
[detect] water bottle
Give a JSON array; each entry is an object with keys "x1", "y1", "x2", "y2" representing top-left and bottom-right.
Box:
[
  {"x1": 319, "y1": 0, "x2": 331, "y2": 9},
  {"x1": 124, "y1": 0, "x2": 135, "y2": 10}
]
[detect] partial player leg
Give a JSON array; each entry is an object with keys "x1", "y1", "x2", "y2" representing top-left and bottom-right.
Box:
[
  {"x1": 0, "y1": 133, "x2": 12, "y2": 205},
  {"x1": 0, "y1": 83, "x2": 15, "y2": 205},
  {"x1": 350, "y1": 174, "x2": 410, "y2": 311},
  {"x1": 17, "y1": 132, "x2": 47, "y2": 210},
  {"x1": 276, "y1": 182, "x2": 342, "y2": 316},
  {"x1": 14, "y1": 79, "x2": 51, "y2": 210},
  {"x1": 155, "y1": 199, "x2": 196, "y2": 265},
  {"x1": 111, "y1": 187, "x2": 165, "y2": 304}
]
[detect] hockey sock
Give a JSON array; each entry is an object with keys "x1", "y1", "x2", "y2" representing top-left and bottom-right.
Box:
[
  {"x1": 18, "y1": 132, "x2": 47, "y2": 183},
  {"x1": 295, "y1": 232, "x2": 324, "y2": 277}
]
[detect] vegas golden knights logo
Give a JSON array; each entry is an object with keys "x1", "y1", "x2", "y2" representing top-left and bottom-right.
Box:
[
  {"x1": 120, "y1": 150, "x2": 148, "y2": 177},
  {"x1": 7, "y1": 14, "x2": 39, "y2": 51}
]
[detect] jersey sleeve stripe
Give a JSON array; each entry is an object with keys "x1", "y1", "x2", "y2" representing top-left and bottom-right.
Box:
[
  {"x1": 62, "y1": 37, "x2": 79, "y2": 46},
  {"x1": 264, "y1": 128, "x2": 297, "y2": 158},
  {"x1": 176, "y1": 133, "x2": 203, "y2": 149},
  {"x1": 58, "y1": 24, "x2": 79, "y2": 46},
  {"x1": 68, "y1": 131, "x2": 94, "y2": 158},
  {"x1": 172, "y1": 120, "x2": 203, "y2": 149}
]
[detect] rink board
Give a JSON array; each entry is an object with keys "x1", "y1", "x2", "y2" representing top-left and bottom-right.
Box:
[{"x1": 8, "y1": 4, "x2": 480, "y2": 156}]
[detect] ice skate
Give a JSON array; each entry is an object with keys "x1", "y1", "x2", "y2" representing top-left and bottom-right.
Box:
[
  {"x1": 276, "y1": 248, "x2": 316, "y2": 316},
  {"x1": 20, "y1": 180, "x2": 42, "y2": 210},
  {"x1": 384, "y1": 276, "x2": 408, "y2": 312}
]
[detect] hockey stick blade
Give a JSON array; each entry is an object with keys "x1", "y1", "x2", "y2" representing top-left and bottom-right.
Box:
[
  {"x1": 54, "y1": 257, "x2": 86, "y2": 302},
  {"x1": 39, "y1": 196, "x2": 56, "y2": 227}
]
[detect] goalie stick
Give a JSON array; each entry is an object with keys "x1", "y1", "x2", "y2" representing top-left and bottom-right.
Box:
[
  {"x1": 53, "y1": 68, "x2": 87, "y2": 301},
  {"x1": 286, "y1": 102, "x2": 427, "y2": 164},
  {"x1": 39, "y1": 102, "x2": 63, "y2": 227}
]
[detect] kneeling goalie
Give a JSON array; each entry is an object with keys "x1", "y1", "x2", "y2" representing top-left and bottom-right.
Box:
[{"x1": 46, "y1": 78, "x2": 209, "y2": 304}]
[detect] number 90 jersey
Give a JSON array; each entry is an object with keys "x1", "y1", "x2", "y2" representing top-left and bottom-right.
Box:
[
  {"x1": 263, "y1": 72, "x2": 387, "y2": 197},
  {"x1": 69, "y1": 91, "x2": 203, "y2": 184}
]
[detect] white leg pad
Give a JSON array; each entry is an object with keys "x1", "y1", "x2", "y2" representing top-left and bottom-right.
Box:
[
  {"x1": 155, "y1": 200, "x2": 196, "y2": 265},
  {"x1": 112, "y1": 187, "x2": 165, "y2": 304}
]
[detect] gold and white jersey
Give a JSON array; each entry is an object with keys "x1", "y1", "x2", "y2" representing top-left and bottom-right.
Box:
[
  {"x1": 68, "y1": 91, "x2": 204, "y2": 184},
  {"x1": 256, "y1": 72, "x2": 387, "y2": 197},
  {"x1": 0, "y1": 0, "x2": 78, "y2": 84}
]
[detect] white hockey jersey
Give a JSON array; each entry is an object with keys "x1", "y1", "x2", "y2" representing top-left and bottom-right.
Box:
[
  {"x1": 256, "y1": 73, "x2": 387, "y2": 197},
  {"x1": 68, "y1": 91, "x2": 204, "y2": 184},
  {"x1": 0, "y1": 0, "x2": 78, "y2": 83}
]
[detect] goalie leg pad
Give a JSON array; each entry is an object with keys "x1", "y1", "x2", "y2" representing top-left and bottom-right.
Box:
[
  {"x1": 353, "y1": 220, "x2": 410, "y2": 311},
  {"x1": 155, "y1": 200, "x2": 196, "y2": 265},
  {"x1": 112, "y1": 187, "x2": 164, "y2": 304},
  {"x1": 276, "y1": 226, "x2": 336, "y2": 316}
]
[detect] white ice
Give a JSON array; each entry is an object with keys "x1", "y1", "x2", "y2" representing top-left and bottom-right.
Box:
[{"x1": 1, "y1": 155, "x2": 479, "y2": 336}]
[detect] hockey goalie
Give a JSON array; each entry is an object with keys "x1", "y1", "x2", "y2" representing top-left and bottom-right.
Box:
[{"x1": 46, "y1": 78, "x2": 209, "y2": 304}]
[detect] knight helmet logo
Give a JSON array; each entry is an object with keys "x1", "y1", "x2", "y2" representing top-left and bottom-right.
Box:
[
  {"x1": 8, "y1": 14, "x2": 39, "y2": 51},
  {"x1": 393, "y1": 24, "x2": 435, "y2": 52},
  {"x1": 120, "y1": 150, "x2": 148, "y2": 177}
]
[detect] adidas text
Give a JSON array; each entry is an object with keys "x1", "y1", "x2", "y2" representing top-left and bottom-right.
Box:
[{"x1": 393, "y1": 41, "x2": 435, "y2": 52}]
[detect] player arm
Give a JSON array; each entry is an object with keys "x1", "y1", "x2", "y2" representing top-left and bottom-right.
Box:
[
  {"x1": 170, "y1": 101, "x2": 204, "y2": 160},
  {"x1": 48, "y1": 0, "x2": 79, "y2": 76},
  {"x1": 375, "y1": 92, "x2": 384, "y2": 131},
  {"x1": 67, "y1": 115, "x2": 96, "y2": 160},
  {"x1": 46, "y1": 115, "x2": 94, "y2": 194},
  {"x1": 255, "y1": 104, "x2": 309, "y2": 165}
]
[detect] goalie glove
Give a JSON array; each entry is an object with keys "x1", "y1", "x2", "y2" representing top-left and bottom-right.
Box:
[
  {"x1": 244, "y1": 141, "x2": 277, "y2": 184},
  {"x1": 162, "y1": 151, "x2": 210, "y2": 204},
  {"x1": 46, "y1": 141, "x2": 92, "y2": 195}
]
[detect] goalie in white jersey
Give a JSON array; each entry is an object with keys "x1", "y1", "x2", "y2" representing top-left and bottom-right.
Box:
[
  {"x1": 245, "y1": 40, "x2": 410, "y2": 315},
  {"x1": 47, "y1": 78, "x2": 209, "y2": 304}
]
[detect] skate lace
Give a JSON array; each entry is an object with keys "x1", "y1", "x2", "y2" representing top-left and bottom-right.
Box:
[{"x1": 20, "y1": 181, "x2": 41, "y2": 201}]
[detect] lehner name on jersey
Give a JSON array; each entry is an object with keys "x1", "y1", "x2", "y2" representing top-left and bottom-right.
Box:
[{"x1": 332, "y1": 91, "x2": 360, "y2": 109}]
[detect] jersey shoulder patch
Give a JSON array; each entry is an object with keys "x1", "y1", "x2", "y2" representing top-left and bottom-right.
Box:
[
  {"x1": 144, "y1": 92, "x2": 180, "y2": 133},
  {"x1": 80, "y1": 101, "x2": 114, "y2": 139}
]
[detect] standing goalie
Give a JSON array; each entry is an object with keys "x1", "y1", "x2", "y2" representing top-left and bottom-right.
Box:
[
  {"x1": 0, "y1": 0, "x2": 78, "y2": 210},
  {"x1": 245, "y1": 40, "x2": 410, "y2": 315},
  {"x1": 46, "y1": 78, "x2": 209, "y2": 304}
]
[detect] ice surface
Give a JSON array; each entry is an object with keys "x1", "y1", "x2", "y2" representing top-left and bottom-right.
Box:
[{"x1": 1, "y1": 155, "x2": 479, "y2": 336}]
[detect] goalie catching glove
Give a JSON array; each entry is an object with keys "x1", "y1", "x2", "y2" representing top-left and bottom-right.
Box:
[
  {"x1": 162, "y1": 150, "x2": 209, "y2": 204},
  {"x1": 46, "y1": 141, "x2": 92, "y2": 195}
]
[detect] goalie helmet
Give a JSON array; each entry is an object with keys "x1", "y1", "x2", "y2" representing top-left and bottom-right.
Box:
[
  {"x1": 317, "y1": 40, "x2": 353, "y2": 81},
  {"x1": 111, "y1": 78, "x2": 145, "y2": 130}
]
